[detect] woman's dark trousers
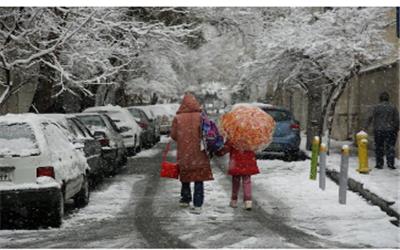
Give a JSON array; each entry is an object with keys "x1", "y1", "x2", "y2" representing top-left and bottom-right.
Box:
[{"x1": 180, "y1": 182, "x2": 204, "y2": 207}]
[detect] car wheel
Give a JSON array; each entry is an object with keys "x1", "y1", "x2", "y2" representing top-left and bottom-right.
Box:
[
  {"x1": 135, "y1": 136, "x2": 142, "y2": 153},
  {"x1": 74, "y1": 175, "x2": 90, "y2": 208},
  {"x1": 120, "y1": 153, "x2": 128, "y2": 166},
  {"x1": 284, "y1": 150, "x2": 299, "y2": 162},
  {"x1": 46, "y1": 190, "x2": 64, "y2": 228}
]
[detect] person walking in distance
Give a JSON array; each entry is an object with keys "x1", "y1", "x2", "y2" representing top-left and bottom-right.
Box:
[
  {"x1": 170, "y1": 93, "x2": 213, "y2": 214},
  {"x1": 365, "y1": 92, "x2": 399, "y2": 170}
]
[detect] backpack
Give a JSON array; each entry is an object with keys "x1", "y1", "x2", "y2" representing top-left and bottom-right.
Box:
[{"x1": 200, "y1": 112, "x2": 224, "y2": 157}]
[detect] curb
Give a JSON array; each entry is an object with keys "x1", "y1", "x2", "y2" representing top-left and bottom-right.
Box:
[{"x1": 326, "y1": 168, "x2": 399, "y2": 227}]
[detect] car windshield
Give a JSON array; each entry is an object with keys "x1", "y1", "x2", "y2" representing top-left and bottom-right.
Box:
[
  {"x1": 262, "y1": 109, "x2": 291, "y2": 122},
  {"x1": 0, "y1": 122, "x2": 40, "y2": 157},
  {"x1": 78, "y1": 115, "x2": 106, "y2": 128}
]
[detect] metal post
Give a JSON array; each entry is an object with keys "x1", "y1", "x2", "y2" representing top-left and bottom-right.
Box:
[
  {"x1": 319, "y1": 143, "x2": 327, "y2": 190},
  {"x1": 339, "y1": 145, "x2": 350, "y2": 204},
  {"x1": 310, "y1": 136, "x2": 320, "y2": 180}
]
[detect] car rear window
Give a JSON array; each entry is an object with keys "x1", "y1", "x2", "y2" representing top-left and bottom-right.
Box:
[
  {"x1": 128, "y1": 108, "x2": 141, "y2": 119},
  {"x1": 0, "y1": 122, "x2": 40, "y2": 157},
  {"x1": 104, "y1": 111, "x2": 126, "y2": 125},
  {"x1": 262, "y1": 109, "x2": 292, "y2": 122},
  {"x1": 78, "y1": 115, "x2": 106, "y2": 128}
]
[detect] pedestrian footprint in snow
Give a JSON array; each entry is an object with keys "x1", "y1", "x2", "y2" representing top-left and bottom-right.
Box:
[
  {"x1": 365, "y1": 92, "x2": 399, "y2": 170},
  {"x1": 170, "y1": 93, "x2": 214, "y2": 214}
]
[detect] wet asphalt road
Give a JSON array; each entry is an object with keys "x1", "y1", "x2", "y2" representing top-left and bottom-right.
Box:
[{"x1": 1, "y1": 141, "x2": 355, "y2": 248}]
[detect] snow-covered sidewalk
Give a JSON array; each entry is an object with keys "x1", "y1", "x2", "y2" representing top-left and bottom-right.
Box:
[
  {"x1": 251, "y1": 158, "x2": 399, "y2": 248},
  {"x1": 325, "y1": 142, "x2": 400, "y2": 215}
]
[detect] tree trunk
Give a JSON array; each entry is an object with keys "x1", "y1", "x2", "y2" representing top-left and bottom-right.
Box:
[
  {"x1": 0, "y1": 69, "x2": 12, "y2": 112},
  {"x1": 30, "y1": 61, "x2": 56, "y2": 112},
  {"x1": 324, "y1": 68, "x2": 359, "y2": 152},
  {"x1": 306, "y1": 86, "x2": 323, "y2": 150}
]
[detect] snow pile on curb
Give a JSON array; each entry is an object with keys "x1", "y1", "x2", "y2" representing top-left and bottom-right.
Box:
[
  {"x1": 326, "y1": 154, "x2": 400, "y2": 214},
  {"x1": 132, "y1": 148, "x2": 161, "y2": 158}
]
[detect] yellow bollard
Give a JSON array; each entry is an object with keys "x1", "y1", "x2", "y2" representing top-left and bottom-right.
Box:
[
  {"x1": 310, "y1": 136, "x2": 320, "y2": 180},
  {"x1": 356, "y1": 131, "x2": 369, "y2": 174}
]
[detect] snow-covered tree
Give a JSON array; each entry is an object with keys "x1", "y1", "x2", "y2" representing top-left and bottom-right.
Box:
[
  {"x1": 0, "y1": 7, "x2": 203, "y2": 111},
  {"x1": 241, "y1": 7, "x2": 392, "y2": 148},
  {"x1": 0, "y1": 7, "x2": 97, "y2": 109}
]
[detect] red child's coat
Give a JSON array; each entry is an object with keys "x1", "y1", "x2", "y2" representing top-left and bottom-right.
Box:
[{"x1": 217, "y1": 141, "x2": 260, "y2": 176}]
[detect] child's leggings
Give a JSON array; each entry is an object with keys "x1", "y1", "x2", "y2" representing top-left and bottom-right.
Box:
[{"x1": 231, "y1": 175, "x2": 252, "y2": 201}]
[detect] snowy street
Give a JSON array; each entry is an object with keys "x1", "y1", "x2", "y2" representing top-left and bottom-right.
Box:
[
  {"x1": 1, "y1": 138, "x2": 398, "y2": 248},
  {"x1": 0, "y1": 5, "x2": 399, "y2": 249}
]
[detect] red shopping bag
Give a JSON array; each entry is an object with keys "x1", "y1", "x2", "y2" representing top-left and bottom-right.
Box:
[{"x1": 160, "y1": 142, "x2": 179, "y2": 179}]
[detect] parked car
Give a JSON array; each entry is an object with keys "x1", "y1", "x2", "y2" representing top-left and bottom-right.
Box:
[
  {"x1": 232, "y1": 103, "x2": 301, "y2": 161},
  {"x1": 133, "y1": 106, "x2": 160, "y2": 142},
  {"x1": 83, "y1": 105, "x2": 142, "y2": 156},
  {"x1": 0, "y1": 114, "x2": 90, "y2": 228},
  {"x1": 44, "y1": 114, "x2": 103, "y2": 187},
  {"x1": 161, "y1": 103, "x2": 180, "y2": 116},
  {"x1": 75, "y1": 113, "x2": 126, "y2": 175},
  {"x1": 127, "y1": 106, "x2": 157, "y2": 148},
  {"x1": 147, "y1": 105, "x2": 174, "y2": 134}
]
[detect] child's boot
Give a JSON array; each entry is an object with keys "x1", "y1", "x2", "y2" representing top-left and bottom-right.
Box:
[
  {"x1": 244, "y1": 200, "x2": 252, "y2": 211},
  {"x1": 230, "y1": 200, "x2": 238, "y2": 208}
]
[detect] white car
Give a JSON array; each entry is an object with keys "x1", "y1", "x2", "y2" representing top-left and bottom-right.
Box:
[
  {"x1": 0, "y1": 114, "x2": 90, "y2": 228},
  {"x1": 83, "y1": 105, "x2": 142, "y2": 155},
  {"x1": 148, "y1": 105, "x2": 175, "y2": 134}
]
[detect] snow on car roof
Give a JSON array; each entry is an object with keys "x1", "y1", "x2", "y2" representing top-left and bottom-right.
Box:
[
  {"x1": 0, "y1": 113, "x2": 52, "y2": 124},
  {"x1": 147, "y1": 105, "x2": 170, "y2": 116},
  {"x1": 83, "y1": 104, "x2": 126, "y2": 112},
  {"x1": 150, "y1": 104, "x2": 178, "y2": 116},
  {"x1": 84, "y1": 105, "x2": 142, "y2": 132},
  {"x1": 232, "y1": 102, "x2": 274, "y2": 108},
  {"x1": 230, "y1": 102, "x2": 287, "y2": 112},
  {"x1": 129, "y1": 106, "x2": 152, "y2": 116}
]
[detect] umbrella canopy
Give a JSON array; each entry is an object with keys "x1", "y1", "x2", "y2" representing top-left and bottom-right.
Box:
[{"x1": 220, "y1": 105, "x2": 276, "y2": 151}]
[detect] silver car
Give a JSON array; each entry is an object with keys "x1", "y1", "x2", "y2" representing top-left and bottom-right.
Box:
[{"x1": 75, "y1": 113, "x2": 127, "y2": 175}]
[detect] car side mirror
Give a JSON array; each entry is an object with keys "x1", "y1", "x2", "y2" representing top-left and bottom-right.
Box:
[
  {"x1": 112, "y1": 119, "x2": 121, "y2": 123},
  {"x1": 93, "y1": 131, "x2": 106, "y2": 139},
  {"x1": 134, "y1": 117, "x2": 141, "y2": 123}
]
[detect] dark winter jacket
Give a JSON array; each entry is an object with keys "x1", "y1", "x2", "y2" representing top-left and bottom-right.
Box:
[
  {"x1": 216, "y1": 141, "x2": 260, "y2": 176},
  {"x1": 170, "y1": 94, "x2": 214, "y2": 182},
  {"x1": 366, "y1": 101, "x2": 399, "y2": 132}
]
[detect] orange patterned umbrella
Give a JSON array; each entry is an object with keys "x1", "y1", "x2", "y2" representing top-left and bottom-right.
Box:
[{"x1": 220, "y1": 105, "x2": 276, "y2": 151}]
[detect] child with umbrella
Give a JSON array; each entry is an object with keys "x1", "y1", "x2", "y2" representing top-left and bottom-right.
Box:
[{"x1": 216, "y1": 104, "x2": 275, "y2": 210}]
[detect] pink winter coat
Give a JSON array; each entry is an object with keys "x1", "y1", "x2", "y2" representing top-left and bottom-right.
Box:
[{"x1": 170, "y1": 94, "x2": 214, "y2": 182}]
